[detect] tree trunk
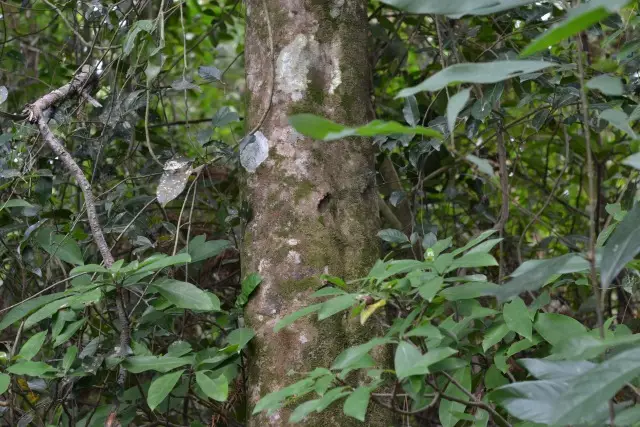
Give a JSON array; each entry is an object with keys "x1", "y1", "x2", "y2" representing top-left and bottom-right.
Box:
[{"x1": 244, "y1": 0, "x2": 389, "y2": 425}]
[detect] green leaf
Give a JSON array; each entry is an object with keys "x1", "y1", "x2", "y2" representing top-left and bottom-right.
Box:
[
  {"x1": 379, "y1": 0, "x2": 537, "y2": 16},
  {"x1": 465, "y1": 154, "x2": 494, "y2": 176},
  {"x1": 167, "y1": 341, "x2": 192, "y2": 357},
  {"x1": 506, "y1": 337, "x2": 541, "y2": 357},
  {"x1": 402, "y1": 347, "x2": 458, "y2": 378},
  {"x1": 484, "y1": 365, "x2": 508, "y2": 390},
  {"x1": 503, "y1": 297, "x2": 533, "y2": 341},
  {"x1": 482, "y1": 322, "x2": 510, "y2": 352},
  {"x1": 447, "y1": 88, "x2": 471, "y2": 133},
  {"x1": 235, "y1": 273, "x2": 262, "y2": 308},
  {"x1": 69, "y1": 264, "x2": 109, "y2": 275},
  {"x1": 418, "y1": 276, "x2": 444, "y2": 301},
  {"x1": 395, "y1": 341, "x2": 423, "y2": 379},
  {"x1": 343, "y1": 386, "x2": 372, "y2": 421},
  {"x1": 318, "y1": 294, "x2": 357, "y2": 320},
  {"x1": 519, "y1": 359, "x2": 596, "y2": 380},
  {"x1": 123, "y1": 356, "x2": 192, "y2": 373},
  {"x1": 377, "y1": 228, "x2": 409, "y2": 244},
  {"x1": 447, "y1": 252, "x2": 498, "y2": 272},
  {"x1": 34, "y1": 228, "x2": 84, "y2": 266},
  {"x1": 600, "y1": 109, "x2": 638, "y2": 138},
  {"x1": 151, "y1": 279, "x2": 218, "y2": 311},
  {"x1": 211, "y1": 107, "x2": 239, "y2": 128},
  {"x1": 147, "y1": 370, "x2": 184, "y2": 411},
  {"x1": 601, "y1": 203, "x2": 640, "y2": 289},
  {"x1": 615, "y1": 405, "x2": 640, "y2": 426},
  {"x1": 586, "y1": 75, "x2": 624, "y2": 96},
  {"x1": 53, "y1": 318, "x2": 85, "y2": 348},
  {"x1": 397, "y1": 61, "x2": 556, "y2": 97},
  {"x1": 289, "y1": 114, "x2": 443, "y2": 141},
  {"x1": 195, "y1": 371, "x2": 228, "y2": 402},
  {"x1": 439, "y1": 366, "x2": 471, "y2": 427},
  {"x1": 137, "y1": 253, "x2": 192, "y2": 273},
  {"x1": 520, "y1": 0, "x2": 631, "y2": 57},
  {"x1": 551, "y1": 333, "x2": 640, "y2": 360},
  {"x1": 0, "y1": 293, "x2": 64, "y2": 331},
  {"x1": 17, "y1": 331, "x2": 47, "y2": 361},
  {"x1": 25, "y1": 290, "x2": 101, "y2": 328},
  {"x1": 290, "y1": 399, "x2": 322, "y2": 423},
  {"x1": 622, "y1": 152, "x2": 640, "y2": 170},
  {"x1": 494, "y1": 254, "x2": 583, "y2": 301},
  {"x1": 62, "y1": 345, "x2": 78, "y2": 373},
  {"x1": 451, "y1": 229, "x2": 498, "y2": 256},
  {"x1": 0, "y1": 199, "x2": 34, "y2": 210},
  {"x1": 0, "y1": 373, "x2": 9, "y2": 394},
  {"x1": 495, "y1": 347, "x2": 640, "y2": 425},
  {"x1": 440, "y1": 282, "x2": 500, "y2": 301},
  {"x1": 225, "y1": 328, "x2": 255, "y2": 352},
  {"x1": 403, "y1": 95, "x2": 419, "y2": 127},
  {"x1": 534, "y1": 313, "x2": 587, "y2": 346},
  {"x1": 123, "y1": 20, "x2": 155, "y2": 56},
  {"x1": 332, "y1": 338, "x2": 392, "y2": 370},
  {"x1": 274, "y1": 304, "x2": 323, "y2": 332},
  {"x1": 7, "y1": 360, "x2": 55, "y2": 376}
]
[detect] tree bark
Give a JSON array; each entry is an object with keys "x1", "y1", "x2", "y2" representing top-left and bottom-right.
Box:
[{"x1": 244, "y1": 0, "x2": 389, "y2": 425}]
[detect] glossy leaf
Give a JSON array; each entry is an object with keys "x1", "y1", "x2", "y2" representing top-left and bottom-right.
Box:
[
  {"x1": 147, "y1": 370, "x2": 184, "y2": 411},
  {"x1": 289, "y1": 114, "x2": 443, "y2": 141},
  {"x1": 398, "y1": 61, "x2": 556, "y2": 97},
  {"x1": 151, "y1": 279, "x2": 218, "y2": 311},
  {"x1": 600, "y1": 203, "x2": 640, "y2": 288},
  {"x1": 195, "y1": 371, "x2": 228, "y2": 402},
  {"x1": 521, "y1": 0, "x2": 632, "y2": 57},
  {"x1": 343, "y1": 386, "x2": 372, "y2": 421},
  {"x1": 17, "y1": 331, "x2": 47, "y2": 361},
  {"x1": 503, "y1": 297, "x2": 533, "y2": 341},
  {"x1": 123, "y1": 356, "x2": 192, "y2": 373}
]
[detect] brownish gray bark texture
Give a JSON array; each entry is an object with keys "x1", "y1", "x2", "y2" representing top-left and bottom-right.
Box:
[{"x1": 243, "y1": 0, "x2": 390, "y2": 425}]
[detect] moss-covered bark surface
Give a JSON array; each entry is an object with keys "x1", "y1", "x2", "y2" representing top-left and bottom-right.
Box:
[{"x1": 243, "y1": 0, "x2": 390, "y2": 425}]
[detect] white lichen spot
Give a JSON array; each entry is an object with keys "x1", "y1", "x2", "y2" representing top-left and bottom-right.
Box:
[
  {"x1": 258, "y1": 315, "x2": 264, "y2": 322},
  {"x1": 287, "y1": 250, "x2": 301, "y2": 264},
  {"x1": 276, "y1": 34, "x2": 317, "y2": 102},
  {"x1": 330, "y1": 0, "x2": 345, "y2": 18},
  {"x1": 269, "y1": 411, "x2": 282, "y2": 425},
  {"x1": 287, "y1": 239, "x2": 299, "y2": 246},
  {"x1": 328, "y1": 39, "x2": 342, "y2": 94},
  {"x1": 299, "y1": 334, "x2": 309, "y2": 344},
  {"x1": 258, "y1": 259, "x2": 270, "y2": 274}
]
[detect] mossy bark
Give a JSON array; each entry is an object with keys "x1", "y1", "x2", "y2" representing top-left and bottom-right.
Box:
[{"x1": 244, "y1": 1, "x2": 391, "y2": 425}]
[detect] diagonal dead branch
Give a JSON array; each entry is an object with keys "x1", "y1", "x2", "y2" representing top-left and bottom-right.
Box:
[{"x1": 22, "y1": 66, "x2": 130, "y2": 384}]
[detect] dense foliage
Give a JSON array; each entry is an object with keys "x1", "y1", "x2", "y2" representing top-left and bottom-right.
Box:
[{"x1": 0, "y1": 0, "x2": 639, "y2": 426}]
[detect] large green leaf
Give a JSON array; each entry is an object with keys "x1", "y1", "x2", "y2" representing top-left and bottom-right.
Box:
[
  {"x1": 289, "y1": 114, "x2": 442, "y2": 141},
  {"x1": 53, "y1": 318, "x2": 85, "y2": 347},
  {"x1": 394, "y1": 341, "x2": 422, "y2": 379},
  {"x1": 34, "y1": 228, "x2": 84, "y2": 266},
  {"x1": 0, "y1": 373, "x2": 9, "y2": 394},
  {"x1": 494, "y1": 347, "x2": 640, "y2": 425},
  {"x1": 494, "y1": 254, "x2": 583, "y2": 301},
  {"x1": 379, "y1": 0, "x2": 536, "y2": 17},
  {"x1": 446, "y1": 88, "x2": 471, "y2": 132},
  {"x1": 519, "y1": 359, "x2": 596, "y2": 380},
  {"x1": 136, "y1": 253, "x2": 192, "y2": 274},
  {"x1": 622, "y1": 152, "x2": 640, "y2": 170},
  {"x1": 123, "y1": 356, "x2": 192, "y2": 373},
  {"x1": 439, "y1": 366, "x2": 471, "y2": 427},
  {"x1": 225, "y1": 328, "x2": 255, "y2": 353},
  {"x1": 195, "y1": 371, "x2": 228, "y2": 402},
  {"x1": 343, "y1": 386, "x2": 372, "y2": 422},
  {"x1": 183, "y1": 236, "x2": 231, "y2": 263},
  {"x1": 151, "y1": 279, "x2": 218, "y2": 311},
  {"x1": 7, "y1": 360, "x2": 56, "y2": 376},
  {"x1": 332, "y1": 338, "x2": 392, "y2": 370},
  {"x1": 147, "y1": 370, "x2": 184, "y2": 411},
  {"x1": 25, "y1": 290, "x2": 102, "y2": 328},
  {"x1": 0, "y1": 293, "x2": 64, "y2": 331},
  {"x1": 17, "y1": 331, "x2": 47, "y2": 361},
  {"x1": 534, "y1": 313, "x2": 587, "y2": 346},
  {"x1": 503, "y1": 297, "x2": 533, "y2": 341},
  {"x1": 440, "y1": 282, "x2": 500, "y2": 301},
  {"x1": 521, "y1": 0, "x2": 632, "y2": 57},
  {"x1": 600, "y1": 203, "x2": 640, "y2": 288},
  {"x1": 318, "y1": 294, "x2": 357, "y2": 320},
  {"x1": 274, "y1": 304, "x2": 323, "y2": 332},
  {"x1": 397, "y1": 61, "x2": 557, "y2": 97}
]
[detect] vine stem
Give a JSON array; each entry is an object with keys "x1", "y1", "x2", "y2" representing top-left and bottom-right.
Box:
[{"x1": 574, "y1": 2, "x2": 614, "y2": 424}]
